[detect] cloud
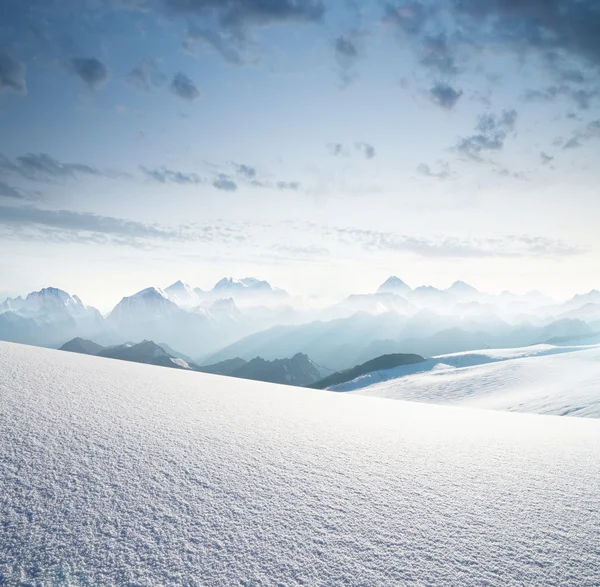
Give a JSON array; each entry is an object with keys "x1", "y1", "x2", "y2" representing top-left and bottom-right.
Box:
[
  {"x1": 170, "y1": 72, "x2": 201, "y2": 101},
  {"x1": 329, "y1": 226, "x2": 584, "y2": 259},
  {"x1": 68, "y1": 58, "x2": 109, "y2": 89},
  {"x1": 140, "y1": 166, "x2": 204, "y2": 184},
  {"x1": 450, "y1": 0, "x2": 600, "y2": 72},
  {"x1": 428, "y1": 83, "x2": 462, "y2": 109},
  {"x1": 523, "y1": 85, "x2": 599, "y2": 110},
  {"x1": 275, "y1": 181, "x2": 300, "y2": 191},
  {"x1": 0, "y1": 52, "x2": 27, "y2": 95},
  {"x1": 141, "y1": 162, "x2": 300, "y2": 191},
  {"x1": 355, "y1": 142, "x2": 376, "y2": 159},
  {"x1": 334, "y1": 29, "x2": 367, "y2": 86},
  {"x1": 562, "y1": 119, "x2": 600, "y2": 149},
  {"x1": 234, "y1": 163, "x2": 257, "y2": 179},
  {"x1": 0, "y1": 204, "x2": 244, "y2": 247},
  {"x1": 327, "y1": 143, "x2": 348, "y2": 157},
  {"x1": 329, "y1": 142, "x2": 376, "y2": 159},
  {"x1": 541, "y1": 152, "x2": 554, "y2": 164},
  {"x1": 213, "y1": 174, "x2": 238, "y2": 191},
  {"x1": 455, "y1": 109, "x2": 518, "y2": 161},
  {"x1": 0, "y1": 153, "x2": 103, "y2": 181},
  {"x1": 183, "y1": 24, "x2": 245, "y2": 63},
  {"x1": 417, "y1": 163, "x2": 452, "y2": 180},
  {"x1": 127, "y1": 59, "x2": 166, "y2": 91},
  {"x1": 421, "y1": 34, "x2": 457, "y2": 75},
  {"x1": 160, "y1": 0, "x2": 325, "y2": 28},
  {"x1": 0, "y1": 181, "x2": 26, "y2": 199},
  {"x1": 124, "y1": 0, "x2": 325, "y2": 63}
]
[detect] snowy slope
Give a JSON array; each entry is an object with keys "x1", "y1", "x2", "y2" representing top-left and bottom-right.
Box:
[
  {"x1": 1, "y1": 342, "x2": 600, "y2": 585},
  {"x1": 331, "y1": 344, "x2": 600, "y2": 418}
]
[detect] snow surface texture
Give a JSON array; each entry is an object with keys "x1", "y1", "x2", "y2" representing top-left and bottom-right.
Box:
[
  {"x1": 1, "y1": 342, "x2": 600, "y2": 586},
  {"x1": 332, "y1": 344, "x2": 600, "y2": 418}
]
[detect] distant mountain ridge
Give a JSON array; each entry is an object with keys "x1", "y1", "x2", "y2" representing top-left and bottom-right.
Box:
[
  {"x1": 59, "y1": 338, "x2": 331, "y2": 387},
  {"x1": 309, "y1": 353, "x2": 425, "y2": 390}
]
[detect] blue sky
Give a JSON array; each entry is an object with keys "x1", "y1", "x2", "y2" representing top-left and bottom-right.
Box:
[{"x1": 1, "y1": 0, "x2": 600, "y2": 309}]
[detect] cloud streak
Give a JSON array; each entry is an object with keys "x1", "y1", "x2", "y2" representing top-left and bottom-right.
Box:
[{"x1": 329, "y1": 226, "x2": 585, "y2": 259}]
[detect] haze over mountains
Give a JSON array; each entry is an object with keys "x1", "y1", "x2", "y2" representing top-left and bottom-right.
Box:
[{"x1": 2, "y1": 276, "x2": 600, "y2": 370}]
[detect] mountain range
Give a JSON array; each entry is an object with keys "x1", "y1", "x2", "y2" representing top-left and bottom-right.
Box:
[
  {"x1": 59, "y1": 337, "x2": 332, "y2": 387},
  {"x1": 4, "y1": 277, "x2": 600, "y2": 370}
]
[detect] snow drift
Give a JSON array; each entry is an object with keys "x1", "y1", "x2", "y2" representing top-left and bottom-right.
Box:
[
  {"x1": 1, "y1": 341, "x2": 600, "y2": 585},
  {"x1": 330, "y1": 344, "x2": 600, "y2": 418}
]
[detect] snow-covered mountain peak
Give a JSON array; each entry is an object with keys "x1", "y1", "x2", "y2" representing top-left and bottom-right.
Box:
[
  {"x1": 109, "y1": 287, "x2": 180, "y2": 322},
  {"x1": 164, "y1": 281, "x2": 199, "y2": 307},
  {"x1": 214, "y1": 277, "x2": 273, "y2": 292},
  {"x1": 448, "y1": 280, "x2": 478, "y2": 292},
  {"x1": 377, "y1": 276, "x2": 411, "y2": 295}
]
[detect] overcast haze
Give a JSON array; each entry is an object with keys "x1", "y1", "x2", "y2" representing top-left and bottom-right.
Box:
[{"x1": 1, "y1": 0, "x2": 600, "y2": 309}]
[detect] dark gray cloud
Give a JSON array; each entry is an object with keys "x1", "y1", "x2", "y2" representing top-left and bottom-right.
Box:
[
  {"x1": 140, "y1": 166, "x2": 204, "y2": 185},
  {"x1": 0, "y1": 51, "x2": 27, "y2": 95},
  {"x1": 160, "y1": 0, "x2": 325, "y2": 27},
  {"x1": 541, "y1": 152, "x2": 554, "y2": 164},
  {"x1": 429, "y1": 83, "x2": 462, "y2": 109},
  {"x1": 213, "y1": 174, "x2": 238, "y2": 191},
  {"x1": 455, "y1": 109, "x2": 518, "y2": 161},
  {"x1": 329, "y1": 226, "x2": 584, "y2": 259},
  {"x1": 127, "y1": 59, "x2": 166, "y2": 91},
  {"x1": 170, "y1": 72, "x2": 201, "y2": 101},
  {"x1": 355, "y1": 142, "x2": 376, "y2": 159},
  {"x1": 0, "y1": 153, "x2": 102, "y2": 181},
  {"x1": 68, "y1": 57, "x2": 109, "y2": 89},
  {"x1": 0, "y1": 181, "x2": 26, "y2": 199},
  {"x1": 451, "y1": 0, "x2": 600, "y2": 71},
  {"x1": 384, "y1": 0, "x2": 600, "y2": 113},
  {"x1": 417, "y1": 163, "x2": 451, "y2": 180}
]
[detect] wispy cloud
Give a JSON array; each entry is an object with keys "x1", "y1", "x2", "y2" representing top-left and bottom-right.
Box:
[
  {"x1": 127, "y1": 59, "x2": 166, "y2": 91},
  {"x1": 0, "y1": 153, "x2": 104, "y2": 181},
  {"x1": 140, "y1": 166, "x2": 205, "y2": 185},
  {"x1": 328, "y1": 142, "x2": 376, "y2": 159},
  {"x1": 326, "y1": 226, "x2": 584, "y2": 259},
  {"x1": 0, "y1": 204, "x2": 246, "y2": 247},
  {"x1": 0, "y1": 51, "x2": 27, "y2": 95}
]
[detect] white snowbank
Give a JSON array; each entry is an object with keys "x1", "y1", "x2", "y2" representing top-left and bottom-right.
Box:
[
  {"x1": 1, "y1": 341, "x2": 600, "y2": 585},
  {"x1": 333, "y1": 344, "x2": 600, "y2": 417}
]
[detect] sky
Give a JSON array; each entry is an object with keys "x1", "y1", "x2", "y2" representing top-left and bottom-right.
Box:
[{"x1": 1, "y1": 0, "x2": 600, "y2": 310}]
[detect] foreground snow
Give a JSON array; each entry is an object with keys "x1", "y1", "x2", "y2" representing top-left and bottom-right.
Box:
[
  {"x1": 1, "y1": 342, "x2": 600, "y2": 585},
  {"x1": 331, "y1": 344, "x2": 600, "y2": 417}
]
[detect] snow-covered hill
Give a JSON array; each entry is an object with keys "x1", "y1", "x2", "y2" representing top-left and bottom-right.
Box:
[
  {"x1": 330, "y1": 344, "x2": 600, "y2": 418},
  {"x1": 1, "y1": 341, "x2": 600, "y2": 585}
]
